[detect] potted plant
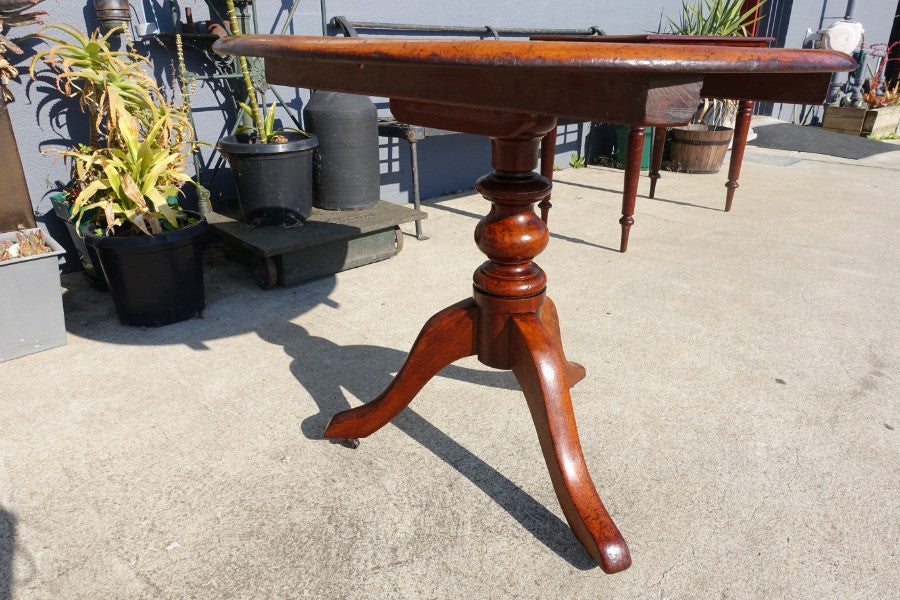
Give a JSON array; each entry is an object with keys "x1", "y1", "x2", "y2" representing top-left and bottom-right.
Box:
[
  {"x1": 0, "y1": 227, "x2": 66, "y2": 362},
  {"x1": 1, "y1": 0, "x2": 45, "y2": 233},
  {"x1": 215, "y1": 0, "x2": 317, "y2": 227},
  {"x1": 30, "y1": 24, "x2": 168, "y2": 287},
  {"x1": 667, "y1": 0, "x2": 765, "y2": 173},
  {"x1": 34, "y1": 23, "x2": 207, "y2": 327}
]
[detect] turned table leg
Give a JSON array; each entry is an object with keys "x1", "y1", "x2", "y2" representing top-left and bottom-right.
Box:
[
  {"x1": 619, "y1": 125, "x2": 646, "y2": 253},
  {"x1": 326, "y1": 105, "x2": 630, "y2": 573},
  {"x1": 725, "y1": 100, "x2": 754, "y2": 212},
  {"x1": 648, "y1": 126, "x2": 666, "y2": 199},
  {"x1": 538, "y1": 127, "x2": 557, "y2": 224}
]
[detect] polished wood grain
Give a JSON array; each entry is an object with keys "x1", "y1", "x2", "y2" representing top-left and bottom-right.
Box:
[
  {"x1": 528, "y1": 33, "x2": 843, "y2": 249},
  {"x1": 214, "y1": 35, "x2": 855, "y2": 573},
  {"x1": 510, "y1": 312, "x2": 630, "y2": 573},
  {"x1": 725, "y1": 100, "x2": 756, "y2": 211},
  {"x1": 215, "y1": 35, "x2": 852, "y2": 125},
  {"x1": 539, "y1": 127, "x2": 557, "y2": 224},
  {"x1": 619, "y1": 126, "x2": 646, "y2": 252},
  {"x1": 541, "y1": 297, "x2": 587, "y2": 387},
  {"x1": 324, "y1": 298, "x2": 477, "y2": 440},
  {"x1": 322, "y1": 111, "x2": 632, "y2": 571}
]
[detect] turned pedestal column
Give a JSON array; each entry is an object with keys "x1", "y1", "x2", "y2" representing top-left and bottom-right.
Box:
[{"x1": 324, "y1": 102, "x2": 631, "y2": 573}]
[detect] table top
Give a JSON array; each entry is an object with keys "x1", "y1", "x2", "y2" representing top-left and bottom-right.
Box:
[
  {"x1": 214, "y1": 35, "x2": 855, "y2": 126},
  {"x1": 532, "y1": 34, "x2": 775, "y2": 47}
]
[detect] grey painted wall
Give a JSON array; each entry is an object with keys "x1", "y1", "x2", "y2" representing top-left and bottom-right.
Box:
[{"x1": 2, "y1": 0, "x2": 896, "y2": 268}]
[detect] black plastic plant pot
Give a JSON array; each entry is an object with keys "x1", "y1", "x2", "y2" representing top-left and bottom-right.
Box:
[
  {"x1": 217, "y1": 132, "x2": 318, "y2": 227},
  {"x1": 50, "y1": 192, "x2": 107, "y2": 290},
  {"x1": 85, "y1": 213, "x2": 208, "y2": 327}
]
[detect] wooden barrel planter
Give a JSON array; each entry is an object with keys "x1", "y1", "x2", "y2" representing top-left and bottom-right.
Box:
[{"x1": 669, "y1": 124, "x2": 734, "y2": 174}]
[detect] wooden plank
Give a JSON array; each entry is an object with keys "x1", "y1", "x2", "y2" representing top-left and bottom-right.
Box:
[
  {"x1": 0, "y1": 99, "x2": 36, "y2": 232},
  {"x1": 863, "y1": 105, "x2": 900, "y2": 137},
  {"x1": 822, "y1": 106, "x2": 867, "y2": 135},
  {"x1": 207, "y1": 201, "x2": 425, "y2": 258},
  {"x1": 822, "y1": 126, "x2": 868, "y2": 136}
]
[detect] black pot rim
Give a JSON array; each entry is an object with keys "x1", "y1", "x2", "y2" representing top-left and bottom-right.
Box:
[
  {"x1": 217, "y1": 132, "x2": 319, "y2": 156},
  {"x1": 85, "y1": 211, "x2": 208, "y2": 254}
]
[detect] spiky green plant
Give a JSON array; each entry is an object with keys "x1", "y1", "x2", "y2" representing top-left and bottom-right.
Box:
[
  {"x1": 62, "y1": 110, "x2": 196, "y2": 236},
  {"x1": 236, "y1": 100, "x2": 301, "y2": 143},
  {"x1": 30, "y1": 24, "x2": 192, "y2": 148},
  {"x1": 668, "y1": 0, "x2": 766, "y2": 126},
  {"x1": 0, "y1": 0, "x2": 47, "y2": 101},
  {"x1": 29, "y1": 23, "x2": 202, "y2": 236},
  {"x1": 668, "y1": 0, "x2": 765, "y2": 37}
]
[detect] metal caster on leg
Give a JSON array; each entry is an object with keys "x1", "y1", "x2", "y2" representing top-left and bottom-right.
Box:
[{"x1": 342, "y1": 438, "x2": 360, "y2": 449}]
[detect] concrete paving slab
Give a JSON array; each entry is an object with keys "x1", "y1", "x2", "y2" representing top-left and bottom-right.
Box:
[{"x1": 1, "y1": 143, "x2": 898, "y2": 599}]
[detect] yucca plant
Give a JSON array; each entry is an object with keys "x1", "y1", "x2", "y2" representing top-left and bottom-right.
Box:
[
  {"x1": 222, "y1": 0, "x2": 304, "y2": 143},
  {"x1": 0, "y1": 0, "x2": 47, "y2": 101},
  {"x1": 669, "y1": 0, "x2": 767, "y2": 127},
  {"x1": 668, "y1": 0, "x2": 765, "y2": 37},
  {"x1": 236, "y1": 100, "x2": 301, "y2": 144}
]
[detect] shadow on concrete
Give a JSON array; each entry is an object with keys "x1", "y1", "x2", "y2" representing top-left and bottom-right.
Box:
[
  {"x1": 427, "y1": 197, "x2": 617, "y2": 253},
  {"x1": 61, "y1": 251, "x2": 596, "y2": 570},
  {"x1": 1, "y1": 507, "x2": 15, "y2": 600},
  {"x1": 554, "y1": 178, "x2": 724, "y2": 213},
  {"x1": 257, "y1": 321, "x2": 596, "y2": 570}
]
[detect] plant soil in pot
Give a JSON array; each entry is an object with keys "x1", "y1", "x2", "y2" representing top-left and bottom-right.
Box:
[
  {"x1": 86, "y1": 213, "x2": 208, "y2": 327},
  {"x1": 218, "y1": 132, "x2": 318, "y2": 227},
  {"x1": 669, "y1": 124, "x2": 733, "y2": 174}
]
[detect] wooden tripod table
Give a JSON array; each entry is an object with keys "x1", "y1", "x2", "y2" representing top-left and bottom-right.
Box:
[
  {"x1": 533, "y1": 34, "x2": 835, "y2": 252},
  {"x1": 214, "y1": 35, "x2": 853, "y2": 573}
]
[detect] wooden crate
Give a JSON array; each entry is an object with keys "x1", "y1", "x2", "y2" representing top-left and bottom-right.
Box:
[
  {"x1": 862, "y1": 105, "x2": 900, "y2": 137},
  {"x1": 823, "y1": 105, "x2": 900, "y2": 137},
  {"x1": 822, "y1": 106, "x2": 867, "y2": 135}
]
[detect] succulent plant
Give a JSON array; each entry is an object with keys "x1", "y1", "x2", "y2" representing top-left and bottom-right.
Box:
[
  {"x1": 0, "y1": 228, "x2": 52, "y2": 261},
  {"x1": 0, "y1": 0, "x2": 47, "y2": 100}
]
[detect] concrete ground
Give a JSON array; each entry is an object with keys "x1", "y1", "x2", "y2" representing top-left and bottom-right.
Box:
[{"x1": 1, "y1": 134, "x2": 898, "y2": 599}]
